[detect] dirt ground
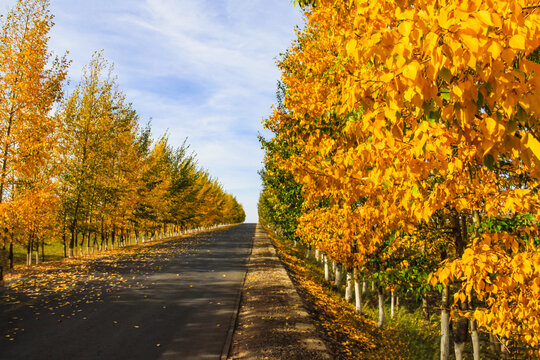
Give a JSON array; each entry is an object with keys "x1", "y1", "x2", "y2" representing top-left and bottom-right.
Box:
[{"x1": 229, "y1": 225, "x2": 331, "y2": 360}]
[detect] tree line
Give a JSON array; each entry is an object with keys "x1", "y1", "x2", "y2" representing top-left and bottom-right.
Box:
[
  {"x1": 0, "y1": 0, "x2": 245, "y2": 277},
  {"x1": 260, "y1": 0, "x2": 539, "y2": 359}
]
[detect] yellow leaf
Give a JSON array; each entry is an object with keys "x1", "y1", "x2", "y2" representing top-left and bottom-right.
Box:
[
  {"x1": 485, "y1": 117, "x2": 497, "y2": 135},
  {"x1": 461, "y1": 34, "x2": 479, "y2": 53},
  {"x1": 402, "y1": 62, "x2": 419, "y2": 80},
  {"x1": 346, "y1": 39, "x2": 357, "y2": 57},
  {"x1": 476, "y1": 11, "x2": 494, "y2": 26},
  {"x1": 380, "y1": 72, "x2": 393, "y2": 82},
  {"x1": 398, "y1": 21, "x2": 412, "y2": 37},
  {"x1": 525, "y1": 134, "x2": 540, "y2": 164},
  {"x1": 509, "y1": 35, "x2": 525, "y2": 50},
  {"x1": 487, "y1": 41, "x2": 502, "y2": 59}
]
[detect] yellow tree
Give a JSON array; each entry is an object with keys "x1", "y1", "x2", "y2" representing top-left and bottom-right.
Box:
[
  {"x1": 265, "y1": 0, "x2": 540, "y2": 357},
  {"x1": 0, "y1": 0, "x2": 68, "y2": 274},
  {"x1": 59, "y1": 52, "x2": 127, "y2": 256}
]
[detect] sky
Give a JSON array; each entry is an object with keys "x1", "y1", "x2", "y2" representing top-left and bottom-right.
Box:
[{"x1": 0, "y1": 0, "x2": 304, "y2": 223}]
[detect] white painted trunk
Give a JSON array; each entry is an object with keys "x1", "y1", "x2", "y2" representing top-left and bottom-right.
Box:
[
  {"x1": 471, "y1": 320, "x2": 480, "y2": 360},
  {"x1": 324, "y1": 256, "x2": 330, "y2": 281},
  {"x1": 362, "y1": 279, "x2": 367, "y2": 293},
  {"x1": 334, "y1": 264, "x2": 342, "y2": 287},
  {"x1": 354, "y1": 270, "x2": 362, "y2": 313},
  {"x1": 440, "y1": 286, "x2": 450, "y2": 360},
  {"x1": 35, "y1": 251, "x2": 39, "y2": 265},
  {"x1": 345, "y1": 271, "x2": 353, "y2": 301},
  {"x1": 501, "y1": 338, "x2": 510, "y2": 359},
  {"x1": 377, "y1": 287, "x2": 385, "y2": 329},
  {"x1": 454, "y1": 343, "x2": 465, "y2": 360},
  {"x1": 390, "y1": 291, "x2": 395, "y2": 319},
  {"x1": 306, "y1": 247, "x2": 311, "y2": 259},
  {"x1": 315, "y1": 249, "x2": 320, "y2": 261}
]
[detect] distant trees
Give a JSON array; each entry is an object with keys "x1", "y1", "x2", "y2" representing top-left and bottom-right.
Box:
[{"x1": 0, "y1": 0, "x2": 245, "y2": 276}]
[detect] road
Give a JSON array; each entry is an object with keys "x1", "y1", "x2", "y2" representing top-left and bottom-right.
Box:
[{"x1": 0, "y1": 224, "x2": 255, "y2": 360}]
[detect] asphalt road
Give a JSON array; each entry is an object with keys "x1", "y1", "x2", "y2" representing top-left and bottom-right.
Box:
[{"x1": 0, "y1": 224, "x2": 255, "y2": 360}]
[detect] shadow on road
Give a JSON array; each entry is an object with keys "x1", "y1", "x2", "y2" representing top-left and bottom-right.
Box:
[{"x1": 0, "y1": 224, "x2": 256, "y2": 360}]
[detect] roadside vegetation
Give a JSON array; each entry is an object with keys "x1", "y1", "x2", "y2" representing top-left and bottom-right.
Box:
[{"x1": 259, "y1": 0, "x2": 540, "y2": 359}]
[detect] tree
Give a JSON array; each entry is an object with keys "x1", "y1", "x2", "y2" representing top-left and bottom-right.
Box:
[{"x1": 0, "y1": 0, "x2": 68, "y2": 274}]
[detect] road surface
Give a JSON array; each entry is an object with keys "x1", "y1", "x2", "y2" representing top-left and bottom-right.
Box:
[{"x1": 0, "y1": 224, "x2": 254, "y2": 360}]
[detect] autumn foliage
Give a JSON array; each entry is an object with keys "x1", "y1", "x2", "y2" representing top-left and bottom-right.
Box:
[
  {"x1": 260, "y1": 0, "x2": 540, "y2": 357},
  {"x1": 0, "y1": 0, "x2": 245, "y2": 273}
]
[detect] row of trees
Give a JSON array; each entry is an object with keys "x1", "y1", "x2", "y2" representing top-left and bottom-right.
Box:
[
  {"x1": 260, "y1": 0, "x2": 539, "y2": 359},
  {"x1": 0, "y1": 0, "x2": 245, "y2": 275}
]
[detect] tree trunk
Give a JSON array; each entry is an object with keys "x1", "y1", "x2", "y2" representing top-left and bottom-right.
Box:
[
  {"x1": 489, "y1": 333, "x2": 499, "y2": 356},
  {"x1": 306, "y1": 245, "x2": 311, "y2": 259},
  {"x1": 345, "y1": 271, "x2": 353, "y2": 301},
  {"x1": 440, "y1": 286, "x2": 451, "y2": 360},
  {"x1": 452, "y1": 212, "x2": 469, "y2": 360},
  {"x1": 354, "y1": 269, "x2": 362, "y2": 313},
  {"x1": 334, "y1": 263, "x2": 342, "y2": 288},
  {"x1": 422, "y1": 296, "x2": 429, "y2": 320},
  {"x1": 35, "y1": 240, "x2": 39, "y2": 265},
  {"x1": 80, "y1": 231, "x2": 86, "y2": 256},
  {"x1": 100, "y1": 219, "x2": 105, "y2": 251},
  {"x1": 377, "y1": 286, "x2": 385, "y2": 329},
  {"x1": 8, "y1": 241, "x2": 13, "y2": 269},
  {"x1": 471, "y1": 319, "x2": 480, "y2": 360},
  {"x1": 111, "y1": 226, "x2": 115, "y2": 249},
  {"x1": 454, "y1": 316, "x2": 468, "y2": 360},
  {"x1": 390, "y1": 291, "x2": 395, "y2": 319},
  {"x1": 500, "y1": 338, "x2": 510, "y2": 359},
  {"x1": 68, "y1": 228, "x2": 75, "y2": 258},
  {"x1": 26, "y1": 237, "x2": 32, "y2": 266},
  {"x1": 362, "y1": 278, "x2": 367, "y2": 293},
  {"x1": 324, "y1": 255, "x2": 330, "y2": 281}
]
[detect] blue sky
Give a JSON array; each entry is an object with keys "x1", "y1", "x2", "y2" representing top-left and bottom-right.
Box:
[{"x1": 0, "y1": 0, "x2": 305, "y2": 223}]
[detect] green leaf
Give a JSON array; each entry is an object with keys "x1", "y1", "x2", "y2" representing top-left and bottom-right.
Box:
[
  {"x1": 440, "y1": 88, "x2": 451, "y2": 101},
  {"x1": 484, "y1": 153, "x2": 495, "y2": 169},
  {"x1": 439, "y1": 67, "x2": 452, "y2": 84}
]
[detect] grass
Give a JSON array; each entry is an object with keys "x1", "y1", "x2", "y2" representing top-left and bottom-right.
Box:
[{"x1": 11, "y1": 242, "x2": 66, "y2": 266}]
